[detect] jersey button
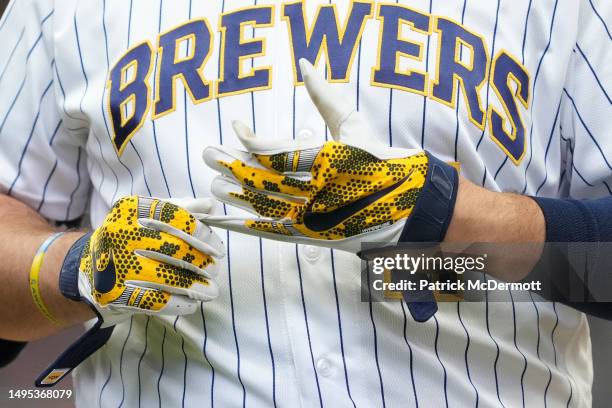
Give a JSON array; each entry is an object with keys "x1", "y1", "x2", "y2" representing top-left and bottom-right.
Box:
[
  {"x1": 297, "y1": 129, "x2": 314, "y2": 140},
  {"x1": 302, "y1": 245, "x2": 320, "y2": 262},
  {"x1": 316, "y1": 358, "x2": 334, "y2": 377}
]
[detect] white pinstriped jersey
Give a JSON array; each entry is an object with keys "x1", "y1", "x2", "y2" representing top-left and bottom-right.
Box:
[{"x1": 0, "y1": 0, "x2": 610, "y2": 406}]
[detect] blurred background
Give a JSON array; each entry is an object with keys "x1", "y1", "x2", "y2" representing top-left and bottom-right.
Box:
[{"x1": 0, "y1": 0, "x2": 609, "y2": 406}]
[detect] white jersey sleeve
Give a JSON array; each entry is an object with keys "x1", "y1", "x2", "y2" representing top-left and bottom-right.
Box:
[
  {"x1": 561, "y1": 0, "x2": 612, "y2": 199},
  {"x1": 0, "y1": 0, "x2": 90, "y2": 221}
]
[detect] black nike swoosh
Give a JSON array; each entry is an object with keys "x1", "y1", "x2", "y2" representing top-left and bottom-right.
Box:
[
  {"x1": 303, "y1": 172, "x2": 412, "y2": 232},
  {"x1": 92, "y1": 248, "x2": 116, "y2": 294}
]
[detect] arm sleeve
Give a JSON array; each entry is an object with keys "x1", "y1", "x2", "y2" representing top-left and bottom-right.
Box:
[
  {"x1": 0, "y1": 0, "x2": 90, "y2": 222},
  {"x1": 560, "y1": 0, "x2": 612, "y2": 199},
  {"x1": 527, "y1": 3, "x2": 612, "y2": 319}
]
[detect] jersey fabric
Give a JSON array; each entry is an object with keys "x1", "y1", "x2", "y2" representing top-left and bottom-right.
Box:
[{"x1": 1, "y1": 0, "x2": 610, "y2": 406}]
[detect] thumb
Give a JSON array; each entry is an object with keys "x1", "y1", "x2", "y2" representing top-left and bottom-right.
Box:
[{"x1": 299, "y1": 58, "x2": 375, "y2": 144}]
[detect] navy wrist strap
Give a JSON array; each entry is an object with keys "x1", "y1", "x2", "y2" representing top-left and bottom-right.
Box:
[
  {"x1": 400, "y1": 153, "x2": 459, "y2": 243},
  {"x1": 58, "y1": 233, "x2": 91, "y2": 301},
  {"x1": 36, "y1": 232, "x2": 116, "y2": 388},
  {"x1": 398, "y1": 153, "x2": 459, "y2": 322}
]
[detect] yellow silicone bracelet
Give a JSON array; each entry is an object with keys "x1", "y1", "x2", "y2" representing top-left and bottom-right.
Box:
[{"x1": 29, "y1": 232, "x2": 64, "y2": 324}]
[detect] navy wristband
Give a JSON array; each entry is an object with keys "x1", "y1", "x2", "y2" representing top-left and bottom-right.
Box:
[
  {"x1": 400, "y1": 152, "x2": 459, "y2": 243},
  {"x1": 58, "y1": 232, "x2": 92, "y2": 301}
]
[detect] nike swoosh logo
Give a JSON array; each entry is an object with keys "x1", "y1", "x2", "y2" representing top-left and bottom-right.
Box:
[
  {"x1": 92, "y1": 248, "x2": 116, "y2": 294},
  {"x1": 303, "y1": 172, "x2": 412, "y2": 233}
]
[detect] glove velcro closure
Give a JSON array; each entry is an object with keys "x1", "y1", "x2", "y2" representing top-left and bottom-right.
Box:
[
  {"x1": 397, "y1": 152, "x2": 459, "y2": 323},
  {"x1": 36, "y1": 232, "x2": 115, "y2": 388},
  {"x1": 399, "y1": 152, "x2": 459, "y2": 243},
  {"x1": 35, "y1": 316, "x2": 114, "y2": 387}
]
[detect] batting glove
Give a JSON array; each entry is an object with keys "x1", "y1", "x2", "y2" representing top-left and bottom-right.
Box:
[
  {"x1": 36, "y1": 196, "x2": 224, "y2": 387},
  {"x1": 202, "y1": 59, "x2": 459, "y2": 322},
  {"x1": 203, "y1": 59, "x2": 457, "y2": 252}
]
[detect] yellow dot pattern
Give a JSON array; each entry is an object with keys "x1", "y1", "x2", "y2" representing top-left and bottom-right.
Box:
[
  {"x1": 223, "y1": 142, "x2": 430, "y2": 240},
  {"x1": 80, "y1": 196, "x2": 213, "y2": 312}
]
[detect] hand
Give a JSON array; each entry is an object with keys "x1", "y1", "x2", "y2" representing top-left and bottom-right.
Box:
[
  {"x1": 76, "y1": 195, "x2": 225, "y2": 327},
  {"x1": 202, "y1": 59, "x2": 458, "y2": 253},
  {"x1": 38, "y1": 195, "x2": 225, "y2": 387}
]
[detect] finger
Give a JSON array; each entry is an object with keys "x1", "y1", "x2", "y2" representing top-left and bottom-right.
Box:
[
  {"x1": 299, "y1": 58, "x2": 377, "y2": 145},
  {"x1": 211, "y1": 175, "x2": 303, "y2": 219},
  {"x1": 126, "y1": 255, "x2": 218, "y2": 301},
  {"x1": 202, "y1": 214, "x2": 349, "y2": 250},
  {"x1": 300, "y1": 59, "x2": 353, "y2": 140},
  {"x1": 231, "y1": 120, "x2": 321, "y2": 155},
  {"x1": 203, "y1": 145, "x2": 263, "y2": 175},
  {"x1": 127, "y1": 279, "x2": 218, "y2": 303},
  {"x1": 138, "y1": 218, "x2": 225, "y2": 258},
  {"x1": 167, "y1": 197, "x2": 216, "y2": 216},
  {"x1": 210, "y1": 155, "x2": 313, "y2": 198},
  {"x1": 138, "y1": 197, "x2": 201, "y2": 237},
  {"x1": 112, "y1": 286, "x2": 201, "y2": 315},
  {"x1": 134, "y1": 249, "x2": 219, "y2": 279},
  {"x1": 202, "y1": 214, "x2": 299, "y2": 240}
]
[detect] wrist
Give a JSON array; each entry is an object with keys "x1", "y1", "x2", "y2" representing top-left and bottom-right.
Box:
[
  {"x1": 444, "y1": 177, "x2": 545, "y2": 243},
  {"x1": 41, "y1": 231, "x2": 94, "y2": 326}
]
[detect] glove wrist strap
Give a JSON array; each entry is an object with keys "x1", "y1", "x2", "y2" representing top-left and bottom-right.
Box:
[
  {"x1": 58, "y1": 232, "x2": 91, "y2": 301},
  {"x1": 36, "y1": 232, "x2": 115, "y2": 388},
  {"x1": 399, "y1": 152, "x2": 459, "y2": 243}
]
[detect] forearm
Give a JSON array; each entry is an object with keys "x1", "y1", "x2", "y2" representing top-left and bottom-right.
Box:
[
  {"x1": 0, "y1": 194, "x2": 93, "y2": 341},
  {"x1": 444, "y1": 176, "x2": 545, "y2": 282}
]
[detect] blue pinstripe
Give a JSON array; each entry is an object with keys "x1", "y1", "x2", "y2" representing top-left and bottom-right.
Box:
[
  {"x1": 485, "y1": 279, "x2": 506, "y2": 408},
  {"x1": 535, "y1": 101, "x2": 562, "y2": 196},
  {"x1": 0, "y1": 11, "x2": 53, "y2": 138},
  {"x1": 433, "y1": 315, "x2": 448, "y2": 408},
  {"x1": 173, "y1": 316, "x2": 188, "y2": 408},
  {"x1": 295, "y1": 246, "x2": 324, "y2": 408},
  {"x1": 99, "y1": 347, "x2": 112, "y2": 408},
  {"x1": 37, "y1": 160, "x2": 58, "y2": 212},
  {"x1": 492, "y1": 0, "x2": 533, "y2": 180},
  {"x1": 521, "y1": 0, "x2": 560, "y2": 194},
  {"x1": 216, "y1": 2, "x2": 247, "y2": 405},
  {"x1": 125, "y1": 0, "x2": 152, "y2": 197},
  {"x1": 184, "y1": 0, "x2": 196, "y2": 198},
  {"x1": 543, "y1": 303, "x2": 560, "y2": 408},
  {"x1": 575, "y1": 44, "x2": 611, "y2": 105},
  {"x1": 330, "y1": 250, "x2": 356, "y2": 408},
  {"x1": 475, "y1": 0, "x2": 501, "y2": 153},
  {"x1": 151, "y1": 0, "x2": 171, "y2": 197},
  {"x1": 157, "y1": 326, "x2": 167, "y2": 408},
  {"x1": 588, "y1": 0, "x2": 611, "y2": 41},
  {"x1": 399, "y1": 301, "x2": 419, "y2": 408},
  {"x1": 457, "y1": 302, "x2": 478, "y2": 407},
  {"x1": 118, "y1": 316, "x2": 134, "y2": 408},
  {"x1": 249, "y1": 11, "x2": 278, "y2": 402},
  {"x1": 259, "y1": 241, "x2": 277, "y2": 408},
  {"x1": 137, "y1": 317, "x2": 150, "y2": 408},
  {"x1": 562, "y1": 89, "x2": 612, "y2": 170},
  {"x1": 37, "y1": 117, "x2": 63, "y2": 213},
  {"x1": 7, "y1": 79, "x2": 54, "y2": 195},
  {"x1": 200, "y1": 302, "x2": 216, "y2": 408},
  {"x1": 509, "y1": 291, "x2": 528, "y2": 408},
  {"x1": 453, "y1": 0, "x2": 468, "y2": 162},
  {"x1": 365, "y1": 262, "x2": 386, "y2": 408},
  {"x1": 76, "y1": 5, "x2": 135, "y2": 202},
  {"x1": 521, "y1": 0, "x2": 533, "y2": 63},
  {"x1": 420, "y1": 0, "x2": 433, "y2": 149},
  {"x1": 65, "y1": 146, "x2": 83, "y2": 220},
  {"x1": 0, "y1": 28, "x2": 24, "y2": 84}
]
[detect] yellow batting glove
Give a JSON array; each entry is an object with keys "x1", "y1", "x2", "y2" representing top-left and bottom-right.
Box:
[
  {"x1": 37, "y1": 196, "x2": 224, "y2": 387},
  {"x1": 202, "y1": 59, "x2": 458, "y2": 254},
  {"x1": 77, "y1": 196, "x2": 224, "y2": 323}
]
